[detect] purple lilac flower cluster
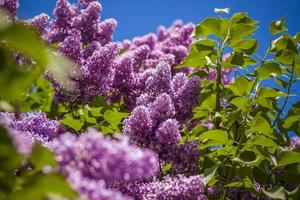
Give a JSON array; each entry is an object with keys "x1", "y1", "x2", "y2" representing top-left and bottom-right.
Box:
[
  {"x1": 291, "y1": 136, "x2": 300, "y2": 149},
  {"x1": 51, "y1": 128, "x2": 158, "y2": 200},
  {"x1": 27, "y1": 0, "x2": 119, "y2": 102},
  {"x1": 114, "y1": 59, "x2": 201, "y2": 122},
  {"x1": 123, "y1": 65, "x2": 201, "y2": 175},
  {"x1": 0, "y1": 111, "x2": 63, "y2": 154},
  {"x1": 0, "y1": 0, "x2": 19, "y2": 17},
  {"x1": 121, "y1": 20, "x2": 195, "y2": 72},
  {"x1": 119, "y1": 175, "x2": 207, "y2": 200}
]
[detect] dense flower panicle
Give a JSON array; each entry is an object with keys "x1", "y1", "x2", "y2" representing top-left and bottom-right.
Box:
[
  {"x1": 172, "y1": 75, "x2": 201, "y2": 122},
  {"x1": 144, "y1": 61, "x2": 172, "y2": 98},
  {"x1": 15, "y1": 111, "x2": 63, "y2": 141},
  {"x1": 59, "y1": 29, "x2": 83, "y2": 65},
  {"x1": 123, "y1": 106, "x2": 153, "y2": 147},
  {"x1": 124, "y1": 92, "x2": 200, "y2": 175},
  {"x1": 121, "y1": 175, "x2": 206, "y2": 200},
  {"x1": 48, "y1": 0, "x2": 76, "y2": 42},
  {"x1": 71, "y1": 1, "x2": 102, "y2": 44},
  {"x1": 96, "y1": 18, "x2": 117, "y2": 46},
  {"x1": 172, "y1": 141, "x2": 201, "y2": 175},
  {"x1": 130, "y1": 45, "x2": 151, "y2": 72},
  {"x1": 69, "y1": 172, "x2": 133, "y2": 200},
  {"x1": 152, "y1": 119, "x2": 180, "y2": 160},
  {"x1": 27, "y1": 13, "x2": 50, "y2": 34},
  {"x1": 0, "y1": 0, "x2": 19, "y2": 17},
  {"x1": 122, "y1": 20, "x2": 195, "y2": 71},
  {"x1": 80, "y1": 42, "x2": 119, "y2": 101},
  {"x1": 0, "y1": 113, "x2": 33, "y2": 155},
  {"x1": 148, "y1": 93, "x2": 175, "y2": 126},
  {"x1": 51, "y1": 128, "x2": 158, "y2": 185},
  {"x1": 0, "y1": 111, "x2": 62, "y2": 154},
  {"x1": 112, "y1": 55, "x2": 134, "y2": 96}
]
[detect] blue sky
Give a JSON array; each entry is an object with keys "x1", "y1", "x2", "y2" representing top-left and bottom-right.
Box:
[
  {"x1": 18, "y1": 0, "x2": 299, "y2": 109},
  {"x1": 18, "y1": 0, "x2": 300, "y2": 47}
]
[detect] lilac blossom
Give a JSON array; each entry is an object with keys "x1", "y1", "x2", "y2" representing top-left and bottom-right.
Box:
[
  {"x1": 51, "y1": 128, "x2": 158, "y2": 200},
  {"x1": 291, "y1": 136, "x2": 300, "y2": 149},
  {"x1": 51, "y1": 128, "x2": 158, "y2": 185},
  {"x1": 0, "y1": 0, "x2": 19, "y2": 17},
  {"x1": 123, "y1": 93, "x2": 200, "y2": 175},
  {"x1": 122, "y1": 20, "x2": 195, "y2": 71},
  {"x1": 0, "y1": 111, "x2": 62, "y2": 154},
  {"x1": 27, "y1": 13, "x2": 50, "y2": 34},
  {"x1": 119, "y1": 175, "x2": 207, "y2": 200}
]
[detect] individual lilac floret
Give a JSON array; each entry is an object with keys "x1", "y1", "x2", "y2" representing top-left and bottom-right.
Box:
[
  {"x1": 59, "y1": 29, "x2": 83, "y2": 65},
  {"x1": 27, "y1": 13, "x2": 50, "y2": 34},
  {"x1": 122, "y1": 175, "x2": 207, "y2": 200},
  {"x1": 123, "y1": 106, "x2": 153, "y2": 147},
  {"x1": 291, "y1": 136, "x2": 300, "y2": 149},
  {"x1": 0, "y1": 0, "x2": 19, "y2": 17},
  {"x1": 51, "y1": 128, "x2": 158, "y2": 186},
  {"x1": 172, "y1": 75, "x2": 201, "y2": 123}
]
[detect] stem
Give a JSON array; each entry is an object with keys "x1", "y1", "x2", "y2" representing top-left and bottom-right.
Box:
[
  {"x1": 214, "y1": 36, "x2": 228, "y2": 129},
  {"x1": 272, "y1": 60, "x2": 295, "y2": 131}
]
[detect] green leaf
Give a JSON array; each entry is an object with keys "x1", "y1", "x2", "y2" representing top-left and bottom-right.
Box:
[
  {"x1": 263, "y1": 186, "x2": 286, "y2": 200},
  {"x1": 229, "y1": 24, "x2": 257, "y2": 45},
  {"x1": 103, "y1": 109, "x2": 128, "y2": 131},
  {"x1": 194, "y1": 38, "x2": 216, "y2": 56},
  {"x1": 248, "y1": 114, "x2": 273, "y2": 138},
  {"x1": 177, "y1": 47, "x2": 206, "y2": 68},
  {"x1": 60, "y1": 117, "x2": 84, "y2": 131},
  {"x1": 231, "y1": 96, "x2": 248, "y2": 113},
  {"x1": 269, "y1": 17, "x2": 287, "y2": 36},
  {"x1": 231, "y1": 13, "x2": 257, "y2": 26},
  {"x1": 232, "y1": 39, "x2": 258, "y2": 55},
  {"x1": 198, "y1": 130, "x2": 229, "y2": 145},
  {"x1": 0, "y1": 66, "x2": 40, "y2": 100},
  {"x1": 275, "y1": 49, "x2": 296, "y2": 65},
  {"x1": 10, "y1": 174, "x2": 77, "y2": 200},
  {"x1": 275, "y1": 77, "x2": 289, "y2": 89},
  {"x1": 30, "y1": 145, "x2": 57, "y2": 171},
  {"x1": 0, "y1": 23, "x2": 48, "y2": 66},
  {"x1": 229, "y1": 51, "x2": 244, "y2": 66},
  {"x1": 227, "y1": 76, "x2": 251, "y2": 96},
  {"x1": 255, "y1": 62, "x2": 283, "y2": 79},
  {"x1": 226, "y1": 178, "x2": 254, "y2": 190},
  {"x1": 204, "y1": 165, "x2": 218, "y2": 184},
  {"x1": 283, "y1": 115, "x2": 300, "y2": 129},
  {"x1": 277, "y1": 151, "x2": 300, "y2": 167},
  {"x1": 194, "y1": 17, "x2": 230, "y2": 39},
  {"x1": 252, "y1": 135, "x2": 278, "y2": 149},
  {"x1": 294, "y1": 32, "x2": 300, "y2": 43}
]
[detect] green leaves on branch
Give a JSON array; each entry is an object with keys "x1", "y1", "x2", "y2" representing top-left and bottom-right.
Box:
[{"x1": 269, "y1": 17, "x2": 287, "y2": 36}]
